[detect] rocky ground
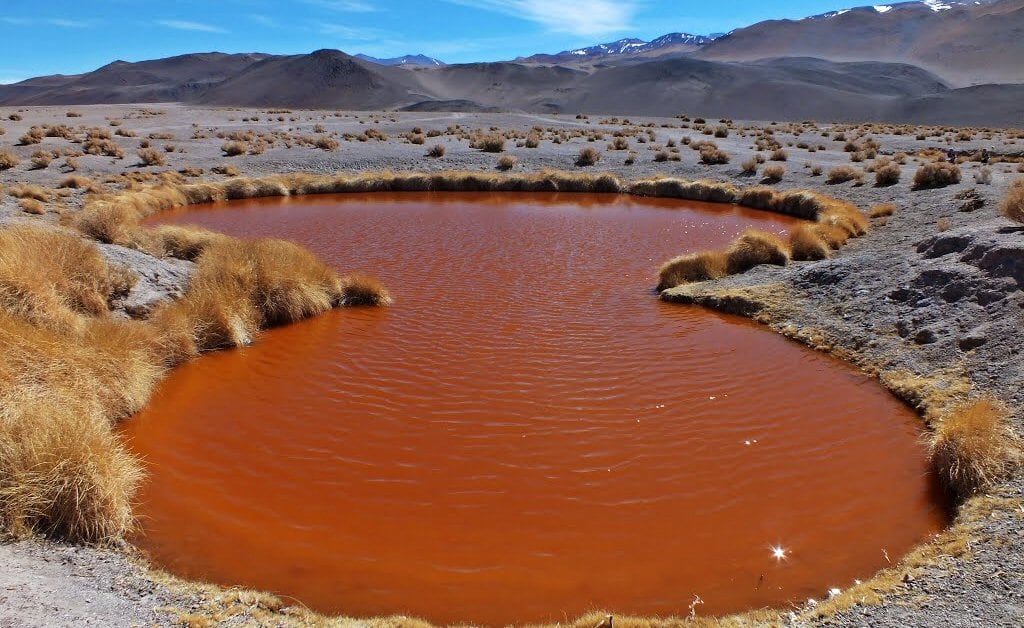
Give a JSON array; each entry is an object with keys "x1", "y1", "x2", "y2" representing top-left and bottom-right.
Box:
[{"x1": 0, "y1": 103, "x2": 1021, "y2": 627}]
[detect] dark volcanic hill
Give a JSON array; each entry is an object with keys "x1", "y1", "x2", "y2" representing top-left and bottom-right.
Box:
[
  {"x1": 197, "y1": 49, "x2": 423, "y2": 109},
  {"x1": 698, "y1": 0, "x2": 1024, "y2": 86},
  {"x1": 0, "y1": 53, "x2": 268, "y2": 106}
]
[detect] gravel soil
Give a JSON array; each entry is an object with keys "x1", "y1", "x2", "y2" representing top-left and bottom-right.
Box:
[{"x1": 0, "y1": 103, "x2": 1021, "y2": 627}]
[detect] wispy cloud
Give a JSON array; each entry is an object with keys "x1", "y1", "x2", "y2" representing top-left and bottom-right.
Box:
[
  {"x1": 49, "y1": 18, "x2": 99, "y2": 28},
  {"x1": 442, "y1": 0, "x2": 635, "y2": 36},
  {"x1": 249, "y1": 14, "x2": 277, "y2": 27},
  {"x1": 302, "y1": 0, "x2": 376, "y2": 12},
  {"x1": 156, "y1": 19, "x2": 227, "y2": 34},
  {"x1": 318, "y1": 23, "x2": 387, "y2": 40}
]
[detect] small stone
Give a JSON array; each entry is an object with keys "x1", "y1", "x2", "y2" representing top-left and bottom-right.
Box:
[{"x1": 914, "y1": 328, "x2": 938, "y2": 344}]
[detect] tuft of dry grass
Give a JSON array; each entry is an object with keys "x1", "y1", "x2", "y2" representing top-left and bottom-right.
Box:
[
  {"x1": 656, "y1": 251, "x2": 728, "y2": 291},
  {"x1": 761, "y1": 164, "x2": 784, "y2": 183},
  {"x1": 726, "y1": 229, "x2": 790, "y2": 274},
  {"x1": 153, "y1": 238, "x2": 345, "y2": 354},
  {"x1": 874, "y1": 161, "x2": 901, "y2": 186},
  {"x1": 788, "y1": 224, "x2": 830, "y2": 261},
  {"x1": 698, "y1": 144, "x2": 730, "y2": 165},
  {"x1": 827, "y1": 165, "x2": 864, "y2": 185},
  {"x1": 221, "y1": 141, "x2": 247, "y2": 157},
  {"x1": 930, "y1": 398, "x2": 1020, "y2": 500},
  {"x1": 426, "y1": 143, "x2": 446, "y2": 158},
  {"x1": 475, "y1": 134, "x2": 506, "y2": 153},
  {"x1": 496, "y1": 154, "x2": 518, "y2": 171},
  {"x1": 339, "y1": 274, "x2": 393, "y2": 307},
  {"x1": 999, "y1": 178, "x2": 1024, "y2": 223},
  {"x1": 913, "y1": 161, "x2": 961, "y2": 190},
  {"x1": 0, "y1": 150, "x2": 20, "y2": 170},
  {"x1": 869, "y1": 203, "x2": 897, "y2": 218},
  {"x1": 18, "y1": 198, "x2": 45, "y2": 214},
  {"x1": 137, "y1": 147, "x2": 166, "y2": 167},
  {"x1": 58, "y1": 175, "x2": 93, "y2": 189},
  {"x1": 576, "y1": 146, "x2": 601, "y2": 167}
]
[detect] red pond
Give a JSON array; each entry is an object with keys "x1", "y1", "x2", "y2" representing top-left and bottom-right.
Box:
[{"x1": 121, "y1": 192, "x2": 949, "y2": 626}]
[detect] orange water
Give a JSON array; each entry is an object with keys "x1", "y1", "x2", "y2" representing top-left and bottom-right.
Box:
[{"x1": 122, "y1": 193, "x2": 949, "y2": 626}]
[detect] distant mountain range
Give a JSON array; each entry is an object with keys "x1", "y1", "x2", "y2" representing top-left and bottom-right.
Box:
[
  {"x1": 516, "y1": 33, "x2": 718, "y2": 64},
  {"x1": 354, "y1": 54, "x2": 445, "y2": 67},
  {"x1": 1, "y1": 0, "x2": 1021, "y2": 125}
]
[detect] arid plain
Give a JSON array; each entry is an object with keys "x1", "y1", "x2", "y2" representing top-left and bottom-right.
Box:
[{"x1": 0, "y1": 102, "x2": 1021, "y2": 626}]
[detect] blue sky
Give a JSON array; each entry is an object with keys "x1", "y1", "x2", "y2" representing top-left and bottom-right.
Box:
[{"x1": 1, "y1": 0, "x2": 864, "y2": 82}]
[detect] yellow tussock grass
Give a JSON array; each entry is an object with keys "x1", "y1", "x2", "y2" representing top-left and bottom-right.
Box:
[
  {"x1": 656, "y1": 252, "x2": 729, "y2": 292},
  {"x1": 726, "y1": 229, "x2": 790, "y2": 274},
  {"x1": 869, "y1": 203, "x2": 897, "y2": 218},
  {"x1": 340, "y1": 273, "x2": 393, "y2": 306},
  {"x1": 1000, "y1": 178, "x2": 1024, "y2": 223},
  {"x1": 931, "y1": 398, "x2": 1020, "y2": 499},
  {"x1": 789, "y1": 224, "x2": 831, "y2": 261}
]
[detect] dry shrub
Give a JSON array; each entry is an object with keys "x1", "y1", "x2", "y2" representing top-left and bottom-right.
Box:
[
  {"x1": 874, "y1": 162, "x2": 901, "y2": 186},
  {"x1": 740, "y1": 157, "x2": 758, "y2": 175},
  {"x1": 769, "y1": 148, "x2": 788, "y2": 161},
  {"x1": 726, "y1": 229, "x2": 790, "y2": 274},
  {"x1": 1000, "y1": 178, "x2": 1024, "y2": 223},
  {"x1": 314, "y1": 136, "x2": 339, "y2": 151},
  {"x1": 339, "y1": 274, "x2": 392, "y2": 306},
  {"x1": 576, "y1": 147, "x2": 601, "y2": 167},
  {"x1": 496, "y1": 154, "x2": 518, "y2": 171},
  {"x1": 938, "y1": 217, "x2": 953, "y2": 232},
  {"x1": 761, "y1": 164, "x2": 784, "y2": 182},
  {"x1": 30, "y1": 150, "x2": 52, "y2": 170},
  {"x1": 913, "y1": 161, "x2": 961, "y2": 189},
  {"x1": 699, "y1": 144, "x2": 730, "y2": 165},
  {"x1": 656, "y1": 252, "x2": 728, "y2": 291},
  {"x1": 18, "y1": 198, "x2": 44, "y2": 214},
  {"x1": 931, "y1": 399, "x2": 1020, "y2": 500},
  {"x1": 137, "y1": 147, "x2": 166, "y2": 167},
  {"x1": 869, "y1": 203, "x2": 897, "y2": 218},
  {"x1": 7, "y1": 184, "x2": 49, "y2": 201},
  {"x1": 427, "y1": 144, "x2": 446, "y2": 158},
  {"x1": 827, "y1": 165, "x2": 863, "y2": 185},
  {"x1": 222, "y1": 141, "x2": 247, "y2": 156},
  {"x1": 973, "y1": 167, "x2": 992, "y2": 185},
  {"x1": 475, "y1": 134, "x2": 505, "y2": 153},
  {"x1": 212, "y1": 164, "x2": 239, "y2": 177},
  {"x1": 0, "y1": 150, "x2": 20, "y2": 170},
  {"x1": 59, "y1": 175, "x2": 93, "y2": 189},
  {"x1": 789, "y1": 224, "x2": 830, "y2": 261}
]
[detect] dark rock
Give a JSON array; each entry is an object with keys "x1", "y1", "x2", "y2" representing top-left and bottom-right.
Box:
[
  {"x1": 914, "y1": 328, "x2": 939, "y2": 344},
  {"x1": 959, "y1": 325, "x2": 989, "y2": 351},
  {"x1": 918, "y1": 232, "x2": 975, "y2": 258}
]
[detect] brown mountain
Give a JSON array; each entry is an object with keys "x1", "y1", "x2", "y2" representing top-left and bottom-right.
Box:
[
  {"x1": 197, "y1": 49, "x2": 423, "y2": 110},
  {"x1": 698, "y1": 0, "x2": 1024, "y2": 87},
  {"x1": 0, "y1": 53, "x2": 267, "y2": 106}
]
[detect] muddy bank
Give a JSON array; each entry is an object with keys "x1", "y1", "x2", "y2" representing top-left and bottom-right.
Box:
[{"x1": 0, "y1": 104, "x2": 1021, "y2": 626}]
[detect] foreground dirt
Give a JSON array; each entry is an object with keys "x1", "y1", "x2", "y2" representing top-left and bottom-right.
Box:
[{"x1": 0, "y1": 104, "x2": 1021, "y2": 626}]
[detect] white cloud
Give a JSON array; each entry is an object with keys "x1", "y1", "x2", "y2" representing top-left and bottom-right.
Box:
[
  {"x1": 442, "y1": 0, "x2": 635, "y2": 36},
  {"x1": 156, "y1": 19, "x2": 227, "y2": 34}
]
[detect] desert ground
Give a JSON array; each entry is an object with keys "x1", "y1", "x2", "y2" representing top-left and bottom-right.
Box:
[{"x1": 0, "y1": 103, "x2": 1021, "y2": 627}]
